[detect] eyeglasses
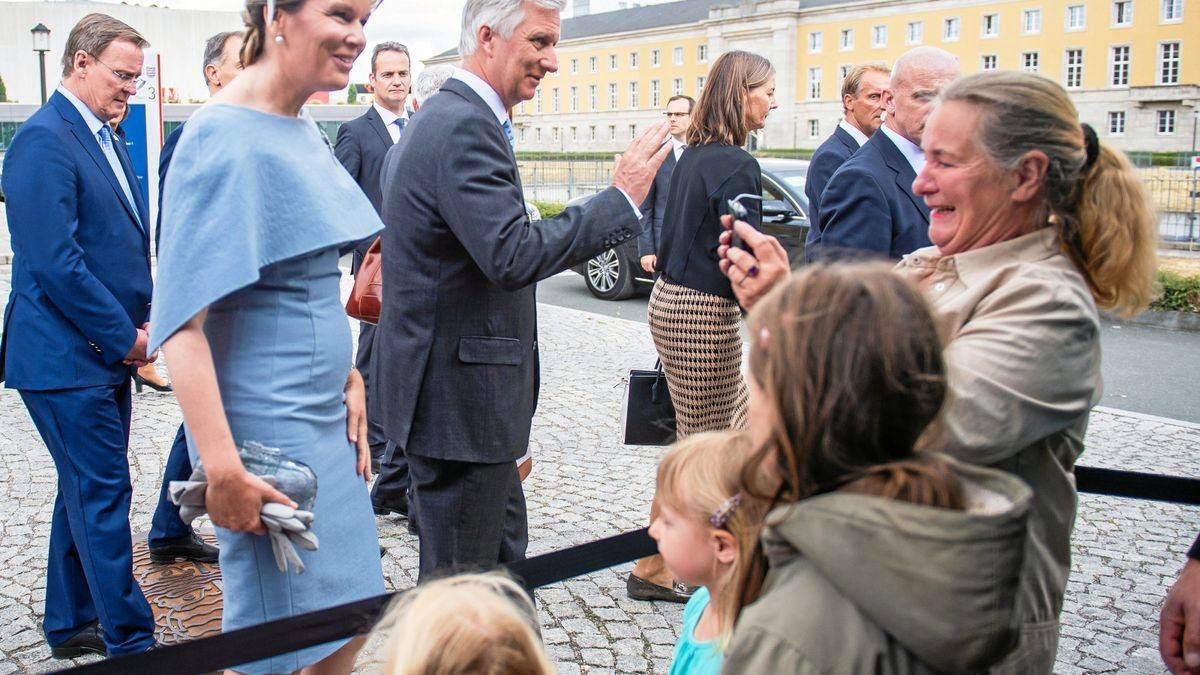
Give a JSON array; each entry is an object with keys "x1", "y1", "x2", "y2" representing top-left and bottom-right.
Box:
[
  {"x1": 663, "y1": 112, "x2": 690, "y2": 118},
  {"x1": 89, "y1": 54, "x2": 139, "y2": 83}
]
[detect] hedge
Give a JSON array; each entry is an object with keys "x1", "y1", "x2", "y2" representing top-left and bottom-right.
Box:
[{"x1": 1152, "y1": 270, "x2": 1200, "y2": 313}]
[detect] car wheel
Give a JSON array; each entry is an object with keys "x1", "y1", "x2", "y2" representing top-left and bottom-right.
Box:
[{"x1": 583, "y1": 248, "x2": 636, "y2": 300}]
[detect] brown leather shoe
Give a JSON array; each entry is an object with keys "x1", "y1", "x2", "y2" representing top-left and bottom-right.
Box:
[{"x1": 626, "y1": 573, "x2": 695, "y2": 603}]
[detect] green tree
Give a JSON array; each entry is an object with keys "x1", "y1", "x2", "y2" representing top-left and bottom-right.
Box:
[
  {"x1": 0, "y1": 74, "x2": 8, "y2": 103},
  {"x1": 346, "y1": 84, "x2": 357, "y2": 104}
]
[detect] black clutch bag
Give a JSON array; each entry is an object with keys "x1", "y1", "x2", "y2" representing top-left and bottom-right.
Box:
[{"x1": 623, "y1": 360, "x2": 677, "y2": 446}]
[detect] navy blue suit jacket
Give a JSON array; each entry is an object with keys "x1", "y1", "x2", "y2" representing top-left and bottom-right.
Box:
[
  {"x1": 803, "y1": 125, "x2": 859, "y2": 260},
  {"x1": 637, "y1": 149, "x2": 677, "y2": 257},
  {"x1": 0, "y1": 91, "x2": 152, "y2": 389},
  {"x1": 156, "y1": 122, "x2": 184, "y2": 253},
  {"x1": 812, "y1": 128, "x2": 931, "y2": 261},
  {"x1": 336, "y1": 107, "x2": 396, "y2": 272}
]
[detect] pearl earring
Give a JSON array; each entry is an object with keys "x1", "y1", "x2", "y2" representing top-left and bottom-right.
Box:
[{"x1": 274, "y1": 34, "x2": 284, "y2": 44}]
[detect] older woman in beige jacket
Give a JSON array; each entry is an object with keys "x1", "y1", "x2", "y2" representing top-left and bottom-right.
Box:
[{"x1": 719, "y1": 71, "x2": 1158, "y2": 674}]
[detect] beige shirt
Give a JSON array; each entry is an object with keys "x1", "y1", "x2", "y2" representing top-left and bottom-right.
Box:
[{"x1": 898, "y1": 227, "x2": 1102, "y2": 671}]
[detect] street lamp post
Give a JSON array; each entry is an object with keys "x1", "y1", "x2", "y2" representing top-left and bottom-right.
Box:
[{"x1": 31, "y1": 23, "x2": 51, "y2": 105}]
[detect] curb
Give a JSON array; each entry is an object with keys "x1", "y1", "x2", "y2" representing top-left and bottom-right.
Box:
[{"x1": 1103, "y1": 309, "x2": 1200, "y2": 332}]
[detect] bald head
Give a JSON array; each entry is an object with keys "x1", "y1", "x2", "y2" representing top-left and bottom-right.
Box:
[{"x1": 885, "y1": 47, "x2": 961, "y2": 145}]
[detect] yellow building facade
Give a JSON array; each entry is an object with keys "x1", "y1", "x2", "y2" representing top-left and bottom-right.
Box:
[{"x1": 427, "y1": 0, "x2": 1197, "y2": 153}]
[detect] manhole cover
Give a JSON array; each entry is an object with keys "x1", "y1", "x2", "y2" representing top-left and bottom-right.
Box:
[{"x1": 132, "y1": 532, "x2": 222, "y2": 645}]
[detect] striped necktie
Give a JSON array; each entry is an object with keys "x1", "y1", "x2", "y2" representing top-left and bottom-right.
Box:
[{"x1": 97, "y1": 125, "x2": 141, "y2": 226}]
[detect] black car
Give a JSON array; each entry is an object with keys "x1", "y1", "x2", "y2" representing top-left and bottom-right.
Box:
[{"x1": 570, "y1": 157, "x2": 810, "y2": 300}]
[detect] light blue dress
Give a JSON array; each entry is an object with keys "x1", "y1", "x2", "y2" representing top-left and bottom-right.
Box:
[
  {"x1": 670, "y1": 586, "x2": 722, "y2": 675},
  {"x1": 150, "y1": 104, "x2": 385, "y2": 673}
]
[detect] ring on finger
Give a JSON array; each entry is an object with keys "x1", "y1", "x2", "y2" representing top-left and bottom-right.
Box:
[{"x1": 747, "y1": 264, "x2": 760, "y2": 278}]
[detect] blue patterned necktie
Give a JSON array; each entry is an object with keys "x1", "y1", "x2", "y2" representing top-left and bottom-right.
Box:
[
  {"x1": 392, "y1": 117, "x2": 406, "y2": 144},
  {"x1": 97, "y1": 125, "x2": 141, "y2": 227},
  {"x1": 501, "y1": 119, "x2": 515, "y2": 150}
]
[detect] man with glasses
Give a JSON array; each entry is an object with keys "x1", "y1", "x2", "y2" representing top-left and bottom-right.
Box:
[
  {"x1": 637, "y1": 95, "x2": 693, "y2": 274},
  {"x1": 0, "y1": 13, "x2": 157, "y2": 658}
]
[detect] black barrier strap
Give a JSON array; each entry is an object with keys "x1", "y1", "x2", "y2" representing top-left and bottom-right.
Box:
[
  {"x1": 1075, "y1": 466, "x2": 1200, "y2": 505},
  {"x1": 59, "y1": 528, "x2": 655, "y2": 675}
]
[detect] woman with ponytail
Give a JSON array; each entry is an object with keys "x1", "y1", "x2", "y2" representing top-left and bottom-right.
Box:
[{"x1": 721, "y1": 264, "x2": 1032, "y2": 674}]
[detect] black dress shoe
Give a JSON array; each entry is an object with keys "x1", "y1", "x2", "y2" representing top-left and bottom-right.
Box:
[
  {"x1": 50, "y1": 622, "x2": 107, "y2": 659},
  {"x1": 149, "y1": 532, "x2": 219, "y2": 564},
  {"x1": 372, "y1": 495, "x2": 409, "y2": 517},
  {"x1": 625, "y1": 574, "x2": 695, "y2": 603}
]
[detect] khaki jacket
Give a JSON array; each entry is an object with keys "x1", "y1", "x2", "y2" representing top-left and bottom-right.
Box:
[
  {"x1": 722, "y1": 460, "x2": 1033, "y2": 674},
  {"x1": 898, "y1": 228, "x2": 1102, "y2": 673}
]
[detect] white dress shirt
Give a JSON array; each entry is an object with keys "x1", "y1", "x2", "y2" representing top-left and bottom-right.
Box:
[
  {"x1": 838, "y1": 118, "x2": 869, "y2": 147},
  {"x1": 879, "y1": 122, "x2": 925, "y2": 174},
  {"x1": 373, "y1": 102, "x2": 408, "y2": 144}
]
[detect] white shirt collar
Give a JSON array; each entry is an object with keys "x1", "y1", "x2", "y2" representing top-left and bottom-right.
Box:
[
  {"x1": 452, "y1": 68, "x2": 509, "y2": 126},
  {"x1": 838, "y1": 118, "x2": 869, "y2": 147},
  {"x1": 879, "y1": 122, "x2": 925, "y2": 174},
  {"x1": 57, "y1": 84, "x2": 106, "y2": 137},
  {"x1": 372, "y1": 102, "x2": 407, "y2": 126}
]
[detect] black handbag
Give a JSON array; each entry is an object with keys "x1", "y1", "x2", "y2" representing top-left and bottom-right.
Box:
[{"x1": 623, "y1": 360, "x2": 677, "y2": 446}]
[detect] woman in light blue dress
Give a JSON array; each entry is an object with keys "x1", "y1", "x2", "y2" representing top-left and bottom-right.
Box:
[{"x1": 149, "y1": 1, "x2": 384, "y2": 672}]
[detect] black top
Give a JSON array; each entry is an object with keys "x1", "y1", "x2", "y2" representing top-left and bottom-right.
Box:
[{"x1": 657, "y1": 143, "x2": 762, "y2": 300}]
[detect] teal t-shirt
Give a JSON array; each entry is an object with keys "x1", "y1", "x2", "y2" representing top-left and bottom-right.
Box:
[{"x1": 669, "y1": 587, "x2": 722, "y2": 675}]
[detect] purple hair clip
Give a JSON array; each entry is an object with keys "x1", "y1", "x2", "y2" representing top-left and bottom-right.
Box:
[{"x1": 710, "y1": 493, "x2": 743, "y2": 528}]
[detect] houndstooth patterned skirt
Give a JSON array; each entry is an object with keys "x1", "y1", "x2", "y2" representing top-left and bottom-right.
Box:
[{"x1": 647, "y1": 277, "x2": 748, "y2": 438}]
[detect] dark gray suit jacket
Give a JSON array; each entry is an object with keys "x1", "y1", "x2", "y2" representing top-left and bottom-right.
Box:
[
  {"x1": 637, "y1": 149, "x2": 676, "y2": 257},
  {"x1": 375, "y1": 78, "x2": 640, "y2": 463},
  {"x1": 803, "y1": 125, "x2": 859, "y2": 259},
  {"x1": 812, "y1": 128, "x2": 931, "y2": 260},
  {"x1": 335, "y1": 106, "x2": 396, "y2": 271}
]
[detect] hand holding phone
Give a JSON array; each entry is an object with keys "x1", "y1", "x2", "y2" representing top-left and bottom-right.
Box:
[{"x1": 725, "y1": 193, "x2": 760, "y2": 250}]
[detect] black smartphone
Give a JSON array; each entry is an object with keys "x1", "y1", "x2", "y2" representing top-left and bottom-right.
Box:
[{"x1": 726, "y1": 198, "x2": 749, "y2": 250}]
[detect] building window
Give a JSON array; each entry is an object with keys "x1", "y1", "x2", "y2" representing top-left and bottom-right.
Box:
[
  {"x1": 535, "y1": 127, "x2": 542, "y2": 142},
  {"x1": 840, "y1": 28, "x2": 854, "y2": 50},
  {"x1": 1113, "y1": 0, "x2": 1133, "y2": 25},
  {"x1": 673, "y1": 77, "x2": 683, "y2": 95},
  {"x1": 1065, "y1": 49, "x2": 1084, "y2": 88},
  {"x1": 1108, "y1": 111, "x2": 1126, "y2": 134},
  {"x1": 1157, "y1": 109, "x2": 1176, "y2": 134},
  {"x1": 673, "y1": 46, "x2": 684, "y2": 65},
  {"x1": 1159, "y1": 42, "x2": 1181, "y2": 84},
  {"x1": 551, "y1": 87, "x2": 559, "y2": 112},
  {"x1": 589, "y1": 56, "x2": 597, "y2": 73},
  {"x1": 629, "y1": 124, "x2": 637, "y2": 139},
  {"x1": 651, "y1": 49, "x2": 661, "y2": 67},
  {"x1": 697, "y1": 44, "x2": 708, "y2": 63},
  {"x1": 1162, "y1": 0, "x2": 1183, "y2": 21},
  {"x1": 569, "y1": 86, "x2": 578, "y2": 112},
  {"x1": 906, "y1": 21, "x2": 923, "y2": 44},
  {"x1": 872, "y1": 25, "x2": 887, "y2": 48},
  {"x1": 609, "y1": 53, "x2": 617, "y2": 70},
  {"x1": 629, "y1": 81, "x2": 639, "y2": 109},
  {"x1": 808, "y1": 67, "x2": 822, "y2": 100},
  {"x1": 570, "y1": 58, "x2": 578, "y2": 74},
  {"x1": 1067, "y1": 4, "x2": 1086, "y2": 29},
  {"x1": 809, "y1": 31, "x2": 823, "y2": 52},
  {"x1": 535, "y1": 91, "x2": 542, "y2": 113},
  {"x1": 1021, "y1": 51, "x2": 1040, "y2": 72},
  {"x1": 1110, "y1": 45, "x2": 1130, "y2": 86},
  {"x1": 608, "y1": 125, "x2": 616, "y2": 141},
  {"x1": 651, "y1": 79, "x2": 661, "y2": 108},
  {"x1": 589, "y1": 84, "x2": 597, "y2": 110},
  {"x1": 570, "y1": 126, "x2": 577, "y2": 142},
  {"x1": 609, "y1": 83, "x2": 618, "y2": 109},
  {"x1": 630, "y1": 51, "x2": 639, "y2": 68},
  {"x1": 838, "y1": 64, "x2": 853, "y2": 85},
  {"x1": 943, "y1": 17, "x2": 961, "y2": 40},
  {"x1": 981, "y1": 54, "x2": 998, "y2": 70},
  {"x1": 519, "y1": 127, "x2": 526, "y2": 143},
  {"x1": 589, "y1": 125, "x2": 596, "y2": 142},
  {"x1": 1022, "y1": 9, "x2": 1042, "y2": 34},
  {"x1": 982, "y1": 13, "x2": 999, "y2": 37},
  {"x1": 808, "y1": 119, "x2": 820, "y2": 139},
  {"x1": 697, "y1": 75, "x2": 706, "y2": 93},
  {"x1": 552, "y1": 127, "x2": 559, "y2": 143}
]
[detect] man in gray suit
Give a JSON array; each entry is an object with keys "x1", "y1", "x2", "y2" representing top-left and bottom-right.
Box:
[
  {"x1": 335, "y1": 42, "x2": 411, "y2": 510},
  {"x1": 638, "y1": 94, "x2": 693, "y2": 274},
  {"x1": 376, "y1": 0, "x2": 670, "y2": 578}
]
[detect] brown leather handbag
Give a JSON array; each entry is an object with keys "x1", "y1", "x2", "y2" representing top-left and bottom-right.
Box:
[{"x1": 345, "y1": 237, "x2": 383, "y2": 324}]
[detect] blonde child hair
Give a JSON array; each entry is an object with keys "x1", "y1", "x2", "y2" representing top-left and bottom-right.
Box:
[
  {"x1": 656, "y1": 431, "x2": 770, "y2": 648},
  {"x1": 378, "y1": 573, "x2": 554, "y2": 675}
]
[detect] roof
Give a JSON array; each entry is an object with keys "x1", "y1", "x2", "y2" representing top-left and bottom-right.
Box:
[{"x1": 429, "y1": 0, "x2": 716, "y2": 60}]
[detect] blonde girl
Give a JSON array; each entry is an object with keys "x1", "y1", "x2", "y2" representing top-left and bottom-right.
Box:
[{"x1": 649, "y1": 431, "x2": 769, "y2": 675}]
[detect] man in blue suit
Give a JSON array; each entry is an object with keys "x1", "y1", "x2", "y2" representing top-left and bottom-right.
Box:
[
  {"x1": 0, "y1": 13, "x2": 157, "y2": 658},
  {"x1": 803, "y1": 63, "x2": 889, "y2": 255},
  {"x1": 812, "y1": 47, "x2": 960, "y2": 261},
  {"x1": 145, "y1": 30, "x2": 241, "y2": 565},
  {"x1": 638, "y1": 94, "x2": 692, "y2": 275}
]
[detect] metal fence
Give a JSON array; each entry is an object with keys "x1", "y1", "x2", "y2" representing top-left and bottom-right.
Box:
[
  {"x1": 518, "y1": 158, "x2": 611, "y2": 203},
  {"x1": 1140, "y1": 167, "x2": 1200, "y2": 243}
]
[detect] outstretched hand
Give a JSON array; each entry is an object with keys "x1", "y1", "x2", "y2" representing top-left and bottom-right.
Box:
[
  {"x1": 610, "y1": 121, "x2": 672, "y2": 206},
  {"x1": 717, "y1": 215, "x2": 791, "y2": 311}
]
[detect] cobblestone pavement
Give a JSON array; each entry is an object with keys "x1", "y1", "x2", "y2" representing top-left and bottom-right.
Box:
[{"x1": 0, "y1": 266, "x2": 1197, "y2": 673}]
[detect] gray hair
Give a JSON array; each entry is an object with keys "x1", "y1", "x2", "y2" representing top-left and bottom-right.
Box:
[
  {"x1": 371, "y1": 41, "x2": 409, "y2": 74},
  {"x1": 202, "y1": 31, "x2": 242, "y2": 84},
  {"x1": 61, "y1": 13, "x2": 148, "y2": 77},
  {"x1": 458, "y1": 0, "x2": 565, "y2": 58},
  {"x1": 413, "y1": 64, "x2": 455, "y2": 102},
  {"x1": 891, "y1": 46, "x2": 959, "y2": 86}
]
